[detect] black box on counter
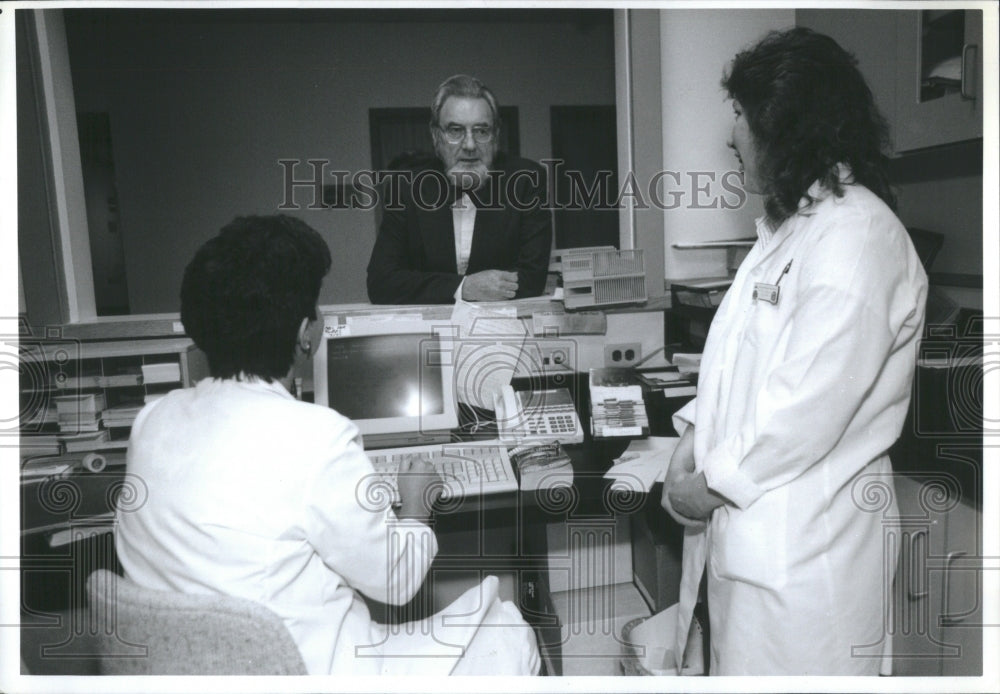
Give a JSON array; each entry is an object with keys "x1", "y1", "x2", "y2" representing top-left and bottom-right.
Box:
[
  {"x1": 635, "y1": 368, "x2": 697, "y2": 437},
  {"x1": 630, "y1": 496, "x2": 684, "y2": 612}
]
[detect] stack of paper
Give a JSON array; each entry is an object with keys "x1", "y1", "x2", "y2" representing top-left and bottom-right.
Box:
[
  {"x1": 102, "y1": 403, "x2": 144, "y2": 428},
  {"x1": 141, "y1": 362, "x2": 181, "y2": 384},
  {"x1": 604, "y1": 437, "x2": 679, "y2": 493},
  {"x1": 61, "y1": 429, "x2": 111, "y2": 452},
  {"x1": 669, "y1": 353, "x2": 702, "y2": 376},
  {"x1": 20, "y1": 455, "x2": 76, "y2": 480},
  {"x1": 450, "y1": 300, "x2": 527, "y2": 410},
  {"x1": 53, "y1": 393, "x2": 106, "y2": 433}
]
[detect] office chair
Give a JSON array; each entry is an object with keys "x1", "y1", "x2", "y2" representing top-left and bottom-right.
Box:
[
  {"x1": 905, "y1": 227, "x2": 944, "y2": 271},
  {"x1": 86, "y1": 569, "x2": 308, "y2": 675}
]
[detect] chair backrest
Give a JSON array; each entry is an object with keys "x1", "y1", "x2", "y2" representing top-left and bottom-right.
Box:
[{"x1": 86, "y1": 569, "x2": 308, "y2": 675}]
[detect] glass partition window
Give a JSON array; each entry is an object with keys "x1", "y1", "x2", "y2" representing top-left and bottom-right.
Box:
[{"x1": 31, "y1": 8, "x2": 616, "y2": 318}]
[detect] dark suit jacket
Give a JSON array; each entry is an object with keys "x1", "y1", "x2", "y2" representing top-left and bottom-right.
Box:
[{"x1": 366, "y1": 153, "x2": 552, "y2": 304}]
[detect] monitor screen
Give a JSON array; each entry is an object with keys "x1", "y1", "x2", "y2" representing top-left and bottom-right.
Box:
[
  {"x1": 313, "y1": 319, "x2": 458, "y2": 443},
  {"x1": 325, "y1": 334, "x2": 444, "y2": 420}
]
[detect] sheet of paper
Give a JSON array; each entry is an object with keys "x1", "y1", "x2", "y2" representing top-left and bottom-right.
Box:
[
  {"x1": 468, "y1": 286, "x2": 563, "y2": 307},
  {"x1": 590, "y1": 384, "x2": 644, "y2": 402},
  {"x1": 603, "y1": 436, "x2": 679, "y2": 493},
  {"x1": 670, "y1": 353, "x2": 702, "y2": 367},
  {"x1": 669, "y1": 352, "x2": 702, "y2": 375},
  {"x1": 374, "y1": 575, "x2": 501, "y2": 675},
  {"x1": 450, "y1": 300, "x2": 529, "y2": 409},
  {"x1": 345, "y1": 313, "x2": 425, "y2": 324},
  {"x1": 519, "y1": 464, "x2": 574, "y2": 492},
  {"x1": 335, "y1": 315, "x2": 430, "y2": 339},
  {"x1": 639, "y1": 370, "x2": 687, "y2": 383}
]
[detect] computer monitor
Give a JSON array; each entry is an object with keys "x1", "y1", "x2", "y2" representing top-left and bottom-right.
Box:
[{"x1": 313, "y1": 318, "x2": 458, "y2": 448}]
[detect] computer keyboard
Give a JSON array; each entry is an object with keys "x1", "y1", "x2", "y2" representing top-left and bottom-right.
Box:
[{"x1": 367, "y1": 441, "x2": 517, "y2": 505}]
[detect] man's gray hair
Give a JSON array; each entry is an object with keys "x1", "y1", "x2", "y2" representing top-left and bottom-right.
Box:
[{"x1": 430, "y1": 74, "x2": 501, "y2": 131}]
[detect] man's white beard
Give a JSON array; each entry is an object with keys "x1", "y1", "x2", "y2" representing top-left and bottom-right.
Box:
[{"x1": 448, "y1": 163, "x2": 489, "y2": 194}]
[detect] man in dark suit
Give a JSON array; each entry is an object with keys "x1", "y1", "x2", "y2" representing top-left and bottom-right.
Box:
[{"x1": 366, "y1": 75, "x2": 552, "y2": 304}]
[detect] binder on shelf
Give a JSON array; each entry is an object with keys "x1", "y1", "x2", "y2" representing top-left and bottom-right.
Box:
[{"x1": 53, "y1": 393, "x2": 107, "y2": 434}]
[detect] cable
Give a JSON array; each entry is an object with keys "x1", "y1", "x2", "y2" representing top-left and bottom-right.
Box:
[{"x1": 633, "y1": 345, "x2": 665, "y2": 368}]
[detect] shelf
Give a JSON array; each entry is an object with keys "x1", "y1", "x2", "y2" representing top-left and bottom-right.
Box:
[
  {"x1": 55, "y1": 374, "x2": 143, "y2": 389},
  {"x1": 671, "y1": 238, "x2": 755, "y2": 249},
  {"x1": 19, "y1": 336, "x2": 209, "y2": 459}
]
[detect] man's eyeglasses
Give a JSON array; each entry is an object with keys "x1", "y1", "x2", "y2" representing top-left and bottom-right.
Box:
[{"x1": 437, "y1": 124, "x2": 495, "y2": 145}]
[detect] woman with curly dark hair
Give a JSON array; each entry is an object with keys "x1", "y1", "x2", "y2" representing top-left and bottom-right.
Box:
[{"x1": 661, "y1": 28, "x2": 928, "y2": 674}]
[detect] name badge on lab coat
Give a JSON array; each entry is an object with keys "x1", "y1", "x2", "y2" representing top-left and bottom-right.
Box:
[{"x1": 753, "y1": 283, "x2": 780, "y2": 304}]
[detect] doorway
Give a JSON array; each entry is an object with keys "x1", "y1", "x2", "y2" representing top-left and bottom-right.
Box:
[{"x1": 550, "y1": 105, "x2": 619, "y2": 250}]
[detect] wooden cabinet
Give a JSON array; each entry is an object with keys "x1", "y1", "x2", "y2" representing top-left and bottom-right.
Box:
[
  {"x1": 890, "y1": 473, "x2": 949, "y2": 676},
  {"x1": 940, "y1": 487, "x2": 982, "y2": 676},
  {"x1": 890, "y1": 465, "x2": 982, "y2": 676},
  {"x1": 796, "y1": 9, "x2": 984, "y2": 154},
  {"x1": 894, "y1": 9, "x2": 984, "y2": 152}
]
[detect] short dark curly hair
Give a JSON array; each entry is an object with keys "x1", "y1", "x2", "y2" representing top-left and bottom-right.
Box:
[
  {"x1": 180, "y1": 215, "x2": 331, "y2": 381},
  {"x1": 722, "y1": 27, "x2": 895, "y2": 224}
]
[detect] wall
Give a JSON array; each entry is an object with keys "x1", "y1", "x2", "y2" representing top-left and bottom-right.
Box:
[
  {"x1": 62, "y1": 9, "x2": 615, "y2": 312},
  {"x1": 796, "y1": 9, "x2": 985, "y2": 310},
  {"x1": 16, "y1": 10, "x2": 67, "y2": 327},
  {"x1": 891, "y1": 140, "x2": 984, "y2": 309},
  {"x1": 659, "y1": 9, "x2": 793, "y2": 280}
]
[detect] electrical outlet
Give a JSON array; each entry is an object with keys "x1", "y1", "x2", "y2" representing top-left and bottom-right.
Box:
[{"x1": 604, "y1": 342, "x2": 642, "y2": 367}]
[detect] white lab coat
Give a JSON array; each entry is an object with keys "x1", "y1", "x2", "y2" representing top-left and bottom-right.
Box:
[
  {"x1": 116, "y1": 377, "x2": 538, "y2": 675},
  {"x1": 672, "y1": 170, "x2": 927, "y2": 675}
]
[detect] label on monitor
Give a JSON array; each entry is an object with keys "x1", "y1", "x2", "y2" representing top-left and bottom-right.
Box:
[{"x1": 324, "y1": 323, "x2": 350, "y2": 338}]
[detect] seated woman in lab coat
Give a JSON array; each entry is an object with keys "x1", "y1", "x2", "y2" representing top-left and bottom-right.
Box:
[
  {"x1": 115, "y1": 215, "x2": 540, "y2": 676},
  {"x1": 661, "y1": 28, "x2": 927, "y2": 675}
]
